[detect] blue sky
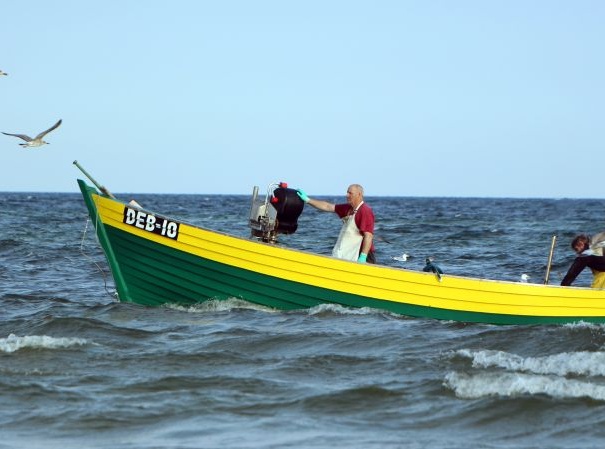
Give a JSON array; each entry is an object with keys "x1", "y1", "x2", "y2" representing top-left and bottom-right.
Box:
[{"x1": 1, "y1": 1, "x2": 603, "y2": 197}]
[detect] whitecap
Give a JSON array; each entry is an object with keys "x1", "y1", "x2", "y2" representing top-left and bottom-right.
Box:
[
  {"x1": 164, "y1": 298, "x2": 277, "y2": 314},
  {"x1": 563, "y1": 321, "x2": 605, "y2": 331},
  {"x1": 444, "y1": 371, "x2": 605, "y2": 401},
  {"x1": 166, "y1": 299, "x2": 386, "y2": 317},
  {"x1": 456, "y1": 348, "x2": 605, "y2": 377},
  {"x1": 307, "y1": 303, "x2": 381, "y2": 316},
  {"x1": 0, "y1": 334, "x2": 88, "y2": 353}
]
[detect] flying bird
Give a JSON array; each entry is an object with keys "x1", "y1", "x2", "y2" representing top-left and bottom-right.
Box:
[
  {"x1": 0, "y1": 70, "x2": 7, "y2": 76},
  {"x1": 3, "y1": 119, "x2": 62, "y2": 147}
]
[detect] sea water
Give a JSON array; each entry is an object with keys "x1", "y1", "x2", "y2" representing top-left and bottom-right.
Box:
[{"x1": 2, "y1": 191, "x2": 605, "y2": 449}]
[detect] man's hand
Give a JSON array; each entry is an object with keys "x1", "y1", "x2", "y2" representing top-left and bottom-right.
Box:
[{"x1": 296, "y1": 189, "x2": 309, "y2": 203}]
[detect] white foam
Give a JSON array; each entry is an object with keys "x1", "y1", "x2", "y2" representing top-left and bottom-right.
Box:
[
  {"x1": 563, "y1": 321, "x2": 605, "y2": 330},
  {"x1": 165, "y1": 298, "x2": 276, "y2": 314},
  {"x1": 444, "y1": 371, "x2": 605, "y2": 401},
  {"x1": 0, "y1": 334, "x2": 88, "y2": 353},
  {"x1": 456, "y1": 348, "x2": 605, "y2": 377},
  {"x1": 167, "y1": 299, "x2": 389, "y2": 317},
  {"x1": 307, "y1": 303, "x2": 382, "y2": 316}
]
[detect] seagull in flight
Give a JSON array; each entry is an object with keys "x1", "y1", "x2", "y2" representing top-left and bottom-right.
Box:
[
  {"x1": 0, "y1": 70, "x2": 7, "y2": 76},
  {"x1": 3, "y1": 119, "x2": 62, "y2": 147}
]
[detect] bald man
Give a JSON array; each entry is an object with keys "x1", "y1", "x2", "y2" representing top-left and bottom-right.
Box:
[{"x1": 297, "y1": 184, "x2": 376, "y2": 263}]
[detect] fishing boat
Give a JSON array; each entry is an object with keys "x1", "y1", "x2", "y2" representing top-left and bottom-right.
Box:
[{"x1": 76, "y1": 166, "x2": 605, "y2": 325}]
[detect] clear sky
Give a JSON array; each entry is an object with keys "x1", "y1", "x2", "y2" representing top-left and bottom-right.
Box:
[{"x1": 1, "y1": 1, "x2": 603, "y2": 197}]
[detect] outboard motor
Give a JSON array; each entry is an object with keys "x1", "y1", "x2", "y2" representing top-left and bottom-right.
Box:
[{"x1": 249, "y1": 182, "x2": 305, "y2": 243}]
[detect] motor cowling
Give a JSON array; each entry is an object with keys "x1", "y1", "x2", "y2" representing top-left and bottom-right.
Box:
[
  {"x1": 249, "y1": 182, "x2": 305, "y2": 243},
  {"x1": 270, "y1": 184, "x2": 304, "y2": 234}
]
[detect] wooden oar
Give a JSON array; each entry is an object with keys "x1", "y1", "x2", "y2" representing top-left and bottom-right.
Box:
[
  {"x1": 73, "y1": 160, "x2": 116, "y2": 199},
  {"x1": 544, "y1": 235, "x2": 557, "y2": 284}
]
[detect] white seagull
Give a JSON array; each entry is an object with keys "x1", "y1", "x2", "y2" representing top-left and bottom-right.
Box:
[
  {"x1": 520, "y1": 274, "x2": 530, "y2": 283},
  {"x1": 0, "y1": 70, "x2": 7, "y2": 76},
  {"x1": 3, "y1": 119, "x2": 62, "y2": 147},
  {"x1": 393, "y1": 253, "x2": 409, "y2": 262}
]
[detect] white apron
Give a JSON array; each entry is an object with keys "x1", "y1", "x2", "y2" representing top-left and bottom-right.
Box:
[
  {"x1": 590, "y1": 232, "x2": 605, "y2": 288},
  {"x1": 332, "y1": 203, "x2": 364, "y2": 261}
]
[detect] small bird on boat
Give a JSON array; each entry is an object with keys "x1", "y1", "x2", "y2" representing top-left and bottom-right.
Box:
[
  {"x1": 2, "y1": 119, "x2": 62, "y2": 147},
  {"x1": 423, "y1": 257, "x2": 444, "y2": 281},
  {"x1": 393, "y1": 253, "x2": 409, "y2": 262},
  {"x1": 0, "y1": 70, "x2": 7, "y2": 76},
  {"x1": 520, "y1": 274, "x2": 530, "y2": 283}
]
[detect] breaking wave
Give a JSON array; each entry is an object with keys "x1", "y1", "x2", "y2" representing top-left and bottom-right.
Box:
[
  {"x1": 0, "y1": 334, "x2": 89, "y2": 353},
  {"x1": 444, "y1": 348, "x2": 605, "y2": 401},
  {"x1": 444, "y1": 371, "x2": 605, "y2": 401},
  {"x1": 307, "y1": 303, "x2": 385, "y2": 316},
  {"x1": 164, "y1": 298, "x2": 277, "y2": 314},
  {"x1": 455, "y1": 348, "x2": 605, "y2": 377}
]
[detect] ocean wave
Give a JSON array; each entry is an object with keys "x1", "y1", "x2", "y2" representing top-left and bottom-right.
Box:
[
  {"x1": 0, "y1": 238, "x2": 21, "y2": 252},
  {"x1": 165, "y1": 299, "x2": 388, "y2": 317},
  {"x1": 0, "y1": 334, "x2": 89, "y2": 353},
  {"x1": 563, "y1": 321, "x2": 605, "y2": 331},
  {"x1": 444, "y1": 371, "x2": 605, "y2": 401},
  {"x1": 455, "y1": 348, "x2": 605, "y2": 377},
  {"x1": 307, "y1": 303, "x2": 386, "y2": 316},
  {"x1": 164, "y1": 298, "x2": 277, "y2": 314}
]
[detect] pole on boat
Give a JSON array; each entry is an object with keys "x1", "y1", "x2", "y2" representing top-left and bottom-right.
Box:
[
  {"x1": 544, "y1": 235, "x2": 557, "y2": 285},
  {"x1": 73, "y1": 160, "x2": 116, "y2": 199}
]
